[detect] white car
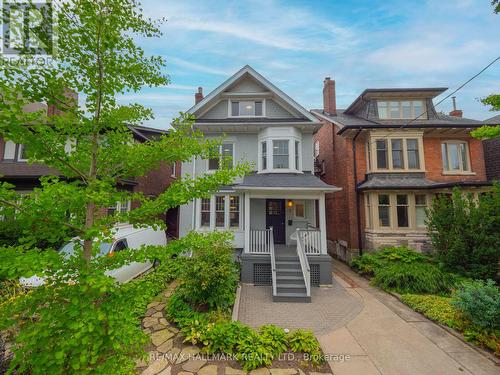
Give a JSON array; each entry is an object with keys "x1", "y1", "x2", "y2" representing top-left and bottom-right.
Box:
[{"x1": 19, "y1": 225, "x2": 167, "y2": 287}]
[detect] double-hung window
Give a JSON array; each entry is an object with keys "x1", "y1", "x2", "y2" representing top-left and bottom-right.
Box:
[
  {"x1": 273, "y1": 140, "x2": 289, "y2": 169},
  {"x1": 261, "y1": 141, "x2": 267, "y2": 170},
  {"x1": 368, "y1": 193, "x2": 430, "y2": 230},
  {"x1": 441, "y1": 141, "x2": 470, "y2": 173},
  {"x1": 199, "y1": 195, "x2": 241, "y2": 229},
  {"x1": 208, "y1": 143, "x2": 234, "y2": 170},
  {"x1": 415, "y1": 195, "x2": 427, "y2": 228},
  {"x1": 396, "y1": 194, "x2": 409, "y2": 227},
  {"x1": 378, "y1": 195, "x2": 391, "y2": 227},
  {"x1": 372, "y1": 137, "x2": 422, "y2": 171},
  {"x1": 295, "y1": 141, "x2": 300, "y2": 170},
  {"x1": 107, "y1": 200, "x2": 131, "y2": 216}
]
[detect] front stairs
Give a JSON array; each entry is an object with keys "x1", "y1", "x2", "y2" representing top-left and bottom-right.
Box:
[{"x1": 273, "y1": 253, "x2": 310, "y2": 303}]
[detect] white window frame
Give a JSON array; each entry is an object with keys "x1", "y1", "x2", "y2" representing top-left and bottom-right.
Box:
[
  {"x1": 171, "y1": 162, "x2": 177, "y2": 178},
  {"x1": 367, "y1": 132, "x2": 425, "y2": 173},
  {"x1": 377, "y1": 100, "x2": 427, "y2": 120},
  {"x1": 441, "y1": 140, "x2": 473, "y2": 175},
  {"x1": 108, "y1": 200, "x2": 131, "y2": 216},
  {"x1": 293, "y1": 200, "x2": 306, "y2": 219},
  {"x1": 228, "y1": 99, "x2": 266, "y2": 118},
  {"x1": 207, "y1": 142, "x2": 235, "y2": 171},
  {"x1": 197, "y1": 194, "x2": 243, "y2": 230},
  {"x1": 17, "y1": 144, "x2": 29, "y2": 162},
  {"x1": 258, "y1": 137, "x2": 301, "y2": 173}
]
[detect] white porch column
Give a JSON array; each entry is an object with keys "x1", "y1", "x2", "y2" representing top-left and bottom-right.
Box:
[
  {"x1": 319, "y1": 194, "x2": 327, "y2": 254},
  {"x1": 244, "y1": 193, "x2": 250, "y2": 253}
]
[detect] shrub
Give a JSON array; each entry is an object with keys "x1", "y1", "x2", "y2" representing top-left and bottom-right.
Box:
[
  {"x1": 259, "y1": 325, "x2": 288, "y2": 357},
  {"x1": 350, "y1": 246, "x2": 430, "y2": 276},
  {"x1": 402, "y1": 293, "x2": 500, "y2": 356},
  {"x1": 177, "y1": 234, "x2": 239, "y2": 310},
  {"x1": 427, "y1": 186, "x2": 500, "y2": 281},
  {"x1": 401, "y1": 294, "x2": 462, "y2": 329},
  {"x1": 452, "y1": 280, "x2": 500, "y2": 331},
  {"x1": 372, "y1": 262, "x2": 457, "y2": 295}
]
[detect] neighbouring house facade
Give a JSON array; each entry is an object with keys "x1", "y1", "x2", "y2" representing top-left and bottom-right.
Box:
[
  {"x1": 313, "y1": 79, "x2": 490, "y2": 260},
  {"x1": 482, "y1": 114, "x2": 500, "y2": 181},
  {"x1": 0, "y1": 102, "x2": 180, "y2": 237},
  {"x1": 179, "y1": 66, "x2": 339, "y2": 302}
]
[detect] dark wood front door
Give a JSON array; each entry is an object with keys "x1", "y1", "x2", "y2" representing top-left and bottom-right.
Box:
[{"x1": 266, "y1": 199, "x2": 286, "y2": 244}]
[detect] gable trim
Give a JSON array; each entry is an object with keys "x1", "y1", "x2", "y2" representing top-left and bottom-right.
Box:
[{"x1": 187, "y1": 65, "x2": 319, "y2": 123}]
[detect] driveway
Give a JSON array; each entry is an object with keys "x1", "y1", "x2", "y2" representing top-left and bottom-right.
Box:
[{"x1": 319, "y1": 259, "x2": 499, "y2": 375}]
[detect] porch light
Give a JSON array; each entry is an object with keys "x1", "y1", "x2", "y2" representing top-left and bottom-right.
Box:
[
  {"x1": 287, "y1": 200, "x2": 293, "y2": 208},
  {"x1": 245, "y1": 105, "x2": 253, "y2": 110}
]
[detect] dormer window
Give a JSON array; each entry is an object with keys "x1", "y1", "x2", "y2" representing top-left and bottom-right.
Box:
[
  {"x1": 377, "y1": 100, "x2": 426, "y2": 120},
  {"x1": 230, "y1": 100, "x2": 264, "y2": 117}
]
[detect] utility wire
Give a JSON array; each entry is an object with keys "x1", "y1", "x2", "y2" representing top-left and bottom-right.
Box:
[{"x1": 401, "y1": 55, "x2": 500, "y2": 128}]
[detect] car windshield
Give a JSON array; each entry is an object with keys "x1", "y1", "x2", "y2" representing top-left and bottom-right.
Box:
[{"x1": 59, "y1": 241, "x2": 112, "y2": 259}]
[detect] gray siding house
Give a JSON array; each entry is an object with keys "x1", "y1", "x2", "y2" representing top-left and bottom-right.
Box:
[{"x1": 179, "y1": 66, "x2": 339, "y2": 302}]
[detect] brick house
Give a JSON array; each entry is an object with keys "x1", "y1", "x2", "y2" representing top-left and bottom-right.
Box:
[
  {"x1": 482, "y1": 114, "x2": 500, "y2": 181},
  {"x1": 312, "y1": 78, "x2": 490, "y2": 259},
  {"x1": 0, "y1": 103, "x2": 180, "y2": 237}
]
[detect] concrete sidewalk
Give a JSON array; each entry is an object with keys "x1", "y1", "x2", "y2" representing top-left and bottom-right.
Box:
[{"x1": 317, "y1": 259, "x2": 499, "y2": 375}]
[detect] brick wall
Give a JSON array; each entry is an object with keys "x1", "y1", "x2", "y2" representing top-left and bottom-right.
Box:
[
  {"x1": 483, "y1": 138, "x2": 500, "y2": 181},
  {"x1": 423, "y1": 137, "x2": 487, "y2": 182}
]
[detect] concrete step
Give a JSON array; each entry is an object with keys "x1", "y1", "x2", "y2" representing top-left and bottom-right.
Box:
[
  {"x1": 275, "y1": 255, "x2": 299, "y2": 262},
  {"x1": 277, "y1": 284, "x2": 307, "y2": 294},
  {"x1": 276, "y1": 275, "x2": 304, "y2": 284},
  {"x1": 276, "y1": 268, "x2": 302, "y2": 276},
  {"x1": 273, "y1": 292, "x2": 311, "y2": 303},
  {"x1": 275, "y1": 261, "x2": 301, "y2": 270}
]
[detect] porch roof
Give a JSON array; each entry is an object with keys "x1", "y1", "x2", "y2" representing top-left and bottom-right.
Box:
[{"x1": 233, "y1": 172, "x2": 340, "y2": 191}]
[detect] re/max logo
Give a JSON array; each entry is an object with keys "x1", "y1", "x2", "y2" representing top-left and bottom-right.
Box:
[{"x1": 1, "y1": 0, "x2": 54, "y2": 56}]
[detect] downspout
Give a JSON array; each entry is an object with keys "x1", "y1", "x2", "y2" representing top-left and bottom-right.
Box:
[{"x1": 352, "y1": 127, "x2": 363, "y2": 256}]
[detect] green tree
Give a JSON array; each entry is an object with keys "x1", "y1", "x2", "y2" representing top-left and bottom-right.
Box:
[
  {"x1": 0, "y1": 0, "x2": 248, "y2": 373},
  {"x1": 471, "y1": 94, "x2": 500, "y2": 139},
  {"x1": 426, "y1": 187, "x2": 500, "y2": 281}
]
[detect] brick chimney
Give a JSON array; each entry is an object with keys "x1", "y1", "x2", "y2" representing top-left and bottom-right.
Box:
[
  {"x1": 195, "y1": 87, "x2": 204, "y2": 104},
  {"x1": 47, "y1": 89, "x2": 78, "y2": 116},
  {"x1": 449, "y1": 96, "x2": 463, "y2": 118},
  {"x1": 323, "y1": 77, "x2": 336, "y2": 115}
]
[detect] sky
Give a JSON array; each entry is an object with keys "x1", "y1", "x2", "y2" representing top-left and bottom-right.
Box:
[{"x1": 118, "y1": 0, "x2": 500, "y2": 129}]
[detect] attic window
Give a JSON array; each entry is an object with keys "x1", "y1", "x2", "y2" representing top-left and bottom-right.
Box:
[
  {"x1": 377, "y1": 100, "x2": 426, "y2": 120},
  {"x1": 230, "y1": 101, "x2": 263, "y2": 117}
]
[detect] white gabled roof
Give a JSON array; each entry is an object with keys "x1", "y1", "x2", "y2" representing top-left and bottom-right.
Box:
[{"x1": 187, "y1": 65, "x2": 319, "y2": 123}]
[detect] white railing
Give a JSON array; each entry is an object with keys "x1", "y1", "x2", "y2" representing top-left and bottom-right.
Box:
[
  {"x1": 249, "y1": 228, "x2": 273, "y2": 254},
  {"x1": 296, "y1": 230, "x2": 311, "y2": 298},
  {"x1": 297, "y1": 228, "x2": 321, "y2": 254},
  {"x1": 269, "y1": 227, "x2": 277, "y2": 297}
]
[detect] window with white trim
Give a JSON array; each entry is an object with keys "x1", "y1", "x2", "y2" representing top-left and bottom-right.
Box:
[
  {"x1": 441, "y1": 141, "x2": 470, "y2": 173},
  {"x1": 107, "y1": 200, "x2": 131, "y2": 216},
  {"x1": 171, "y1": 162, "x2": 177, "y2": 177},
  {"x1": 230, "y1": 100, "x2": 263, "y2": 117},
  {"x1": 200, "y1": 198, "x2": 211, "y2": 227},
  {"x1": 294, "y1": 200, "x2": 305, "y2": 219},
  {"x1": 199, "y1": 195, "x2": 242, "y2": 229},
  {"x1": 295, "y1": 141, "x2": 300, "y2": 170},
  {"x1": 377, "y1": 100, "x2": 426, "y2": 119},
  {"x1": 273, "y1": 140, "x2": 289, "y2": 169},
  {"x1": 208, "y1": 143, "x2": 234, "y2": 170},
  {"x1": 261, "y1": 141, "x2": 267, "y2": 170}
]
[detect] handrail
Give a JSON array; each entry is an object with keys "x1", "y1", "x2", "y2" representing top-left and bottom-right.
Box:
[
  {"x1": 249, "y1": 228, "x2": 272, "y2": 253},
  {"x1": 269, "y1": 227, "x2": 277, "y2": 297},
  {"x1": 296, "y1": 229, "x2": 311, "y2": 297},
  {"x1": 299, "y1": 228, "x2": 321, "y2": 254}
]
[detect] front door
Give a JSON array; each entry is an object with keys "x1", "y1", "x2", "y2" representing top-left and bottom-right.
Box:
[{"x1": 266, "y1": 199, "x2": 286, "y2": 244}]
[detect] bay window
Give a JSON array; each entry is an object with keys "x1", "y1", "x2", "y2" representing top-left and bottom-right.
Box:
[
  {"x1": 442, "y1": 141, "x2": 470, "y2": 173},
  {"x1": 367, "y1": 192, "x2": 431, "y2": 230},
  {"x1": 199, "y1": 195, "x2": 242, "y2": 229},
  {"x1": 295, "y1": 140, "x2": 300, "y2": 170},
  {"x1": 261, "y1": 141, "x2": 267, "y2": 170},
  {"x1": 376, "y1": 140, "x2": 388, "y2": 169},
  {"x1": 273, "y1": 140, "x2": 289, "y2": 169},
  {"x1": 391, "y1": 139, "x2": 404, "y2": 169}
]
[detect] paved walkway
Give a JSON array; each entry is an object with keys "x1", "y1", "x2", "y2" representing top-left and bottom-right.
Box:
[
  {"x1": 237, "y1": 281, "x2": 363, "y2": 334},
  {"x1": 236, "y1": 259, "x2": 499, "y2": 375},
  {"x1": 318, "y1": 259, "x2": 499, "y2": 375}
]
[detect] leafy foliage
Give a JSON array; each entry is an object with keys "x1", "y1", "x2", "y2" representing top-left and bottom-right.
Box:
[
  {"x1": 176, "y1": 232, "x2": 239, "y2": 309},
  {"x1": 371, "y1": 262, "x2": 458, "y2": 295},
  {"x1": 401, "y1": 294, "x2": 462, "y2": 329},
  {"x1": 471, "y1": 125, "x2": 500, "y2": 140},
  {"x1": 427, "y1": 187, "x2": 500, "y2": 281},
  {"x1": 0, "y1": 0, "x2": 250, "y2": 373},
  {"x1": 452, "y1": 280, "x2": 500, "y2": 331},
  {"x1": 402, "y1": 293, "x2": 500, "y2": 356},
  {"x1": 350, "y1": 246, "x2": 429, "y2": 277}
]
